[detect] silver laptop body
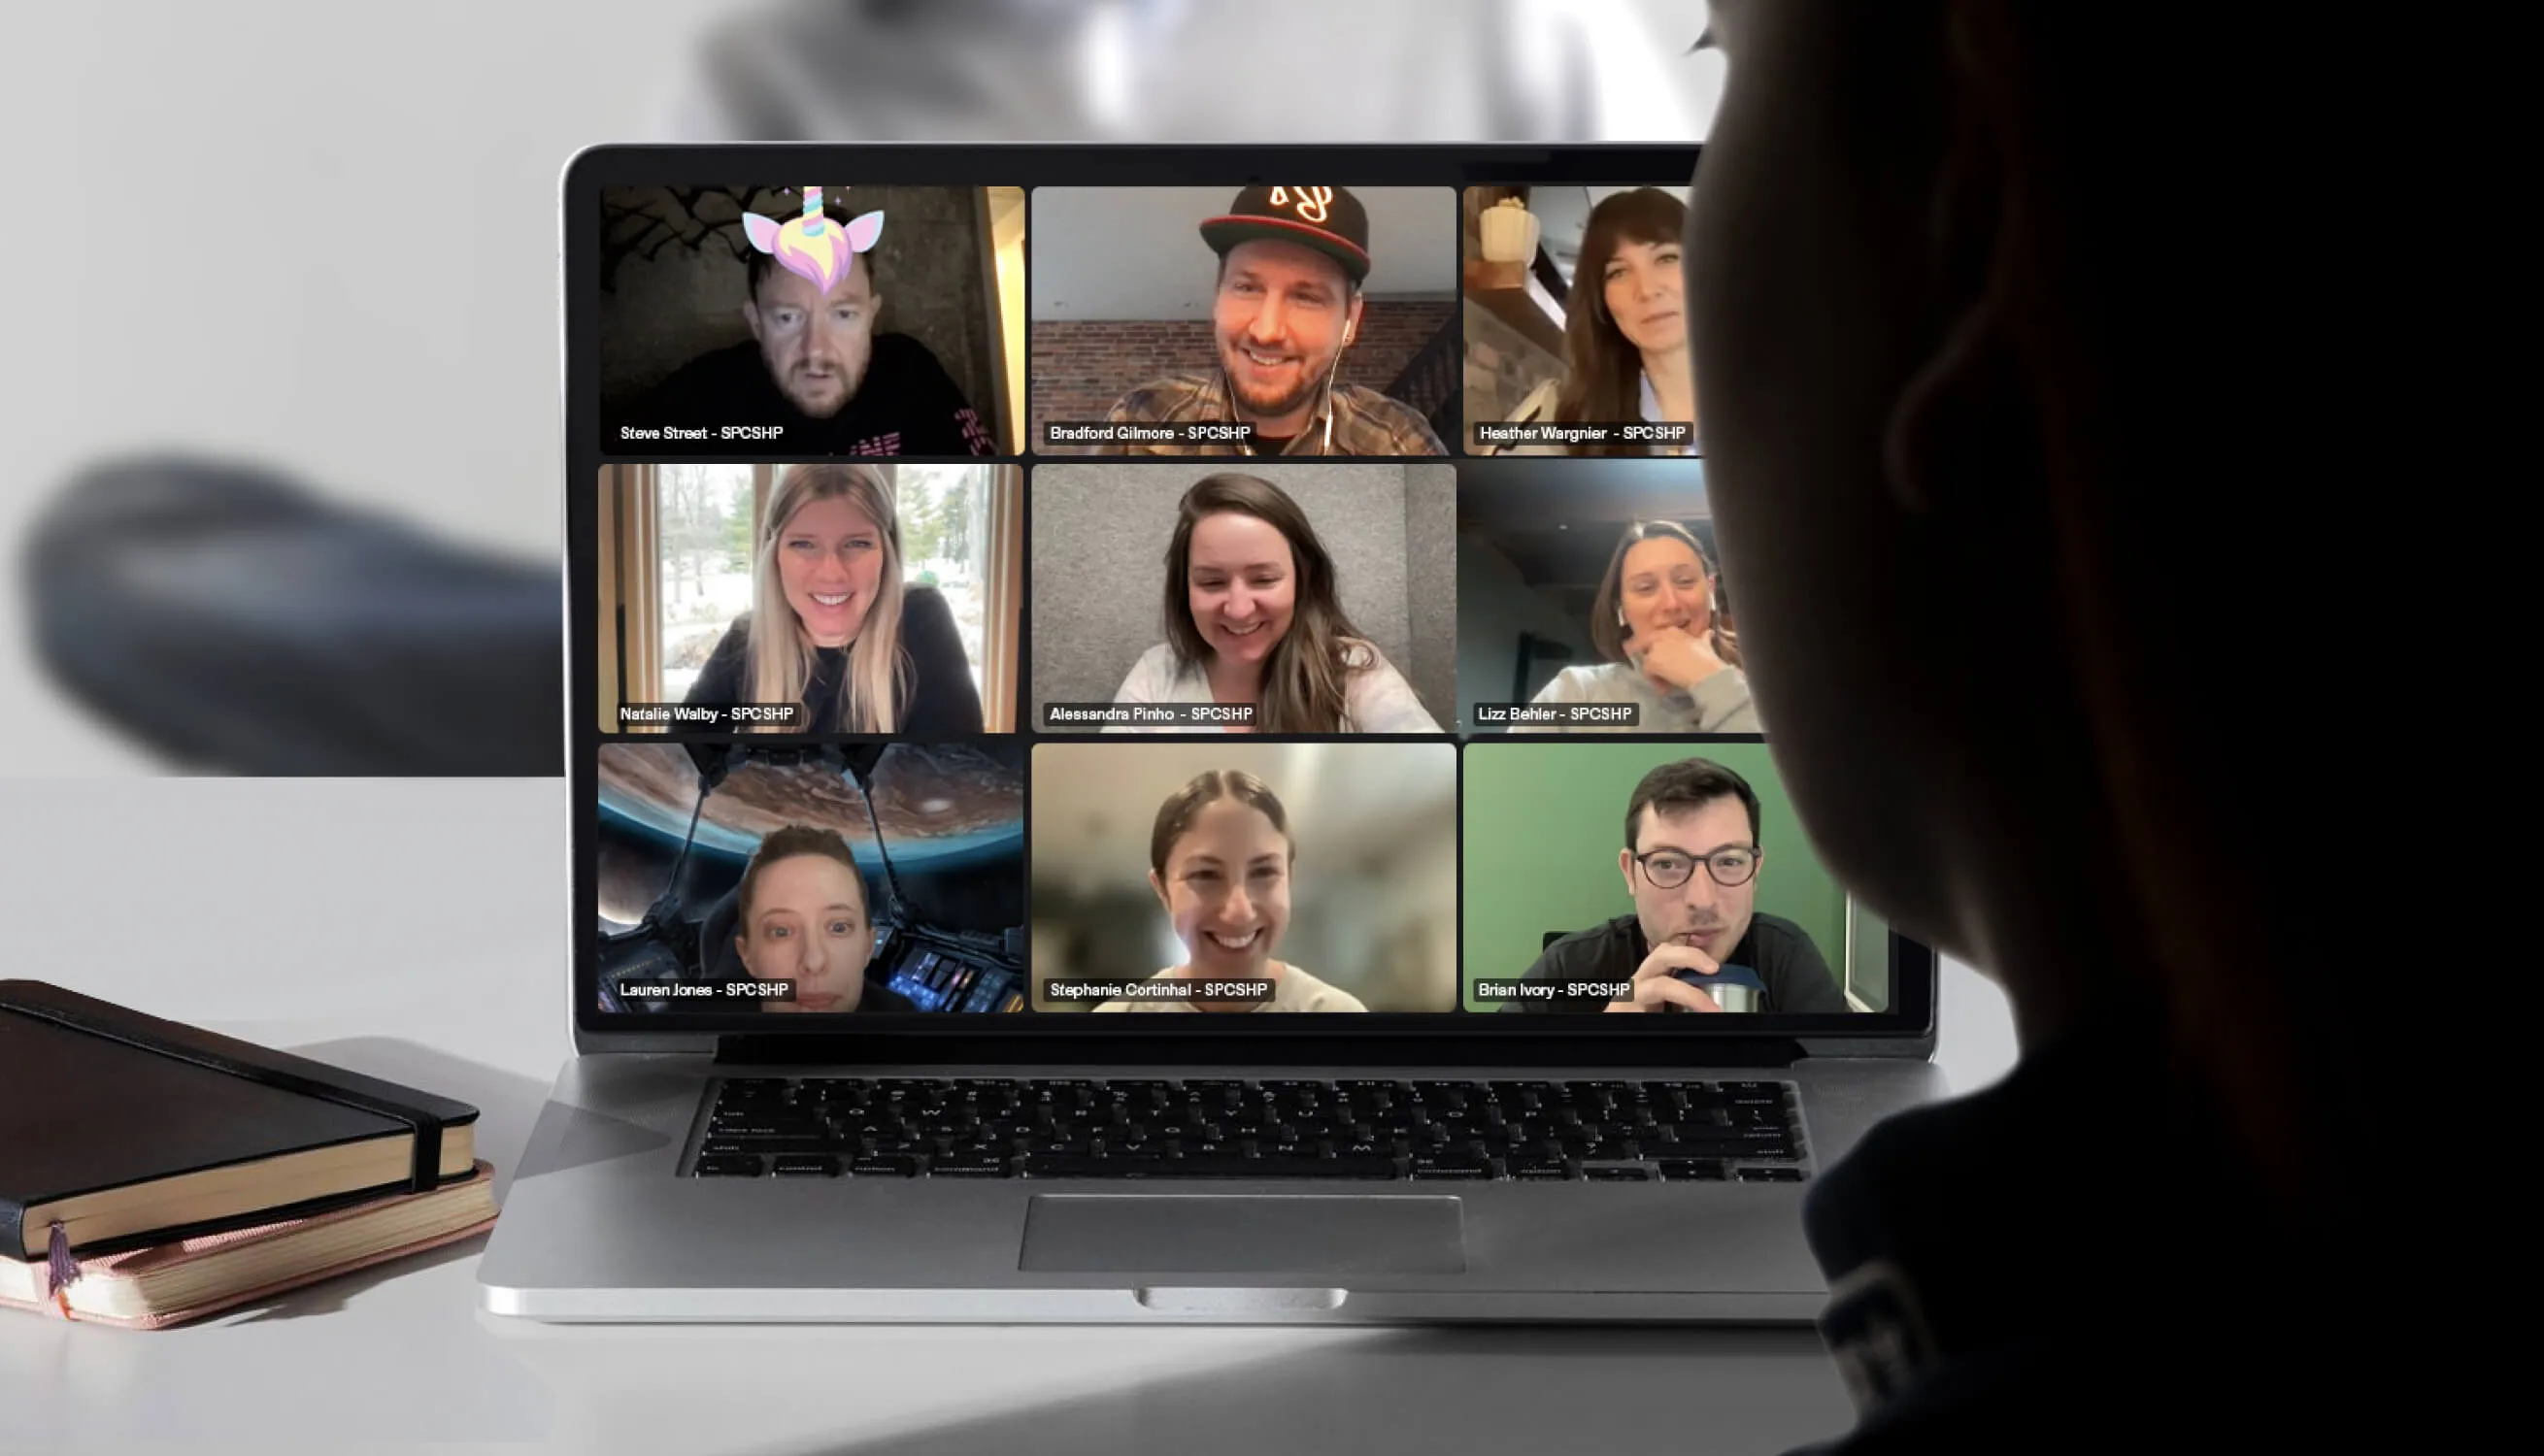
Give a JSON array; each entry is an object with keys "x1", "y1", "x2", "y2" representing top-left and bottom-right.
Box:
[{"x1": 482, "y1": 143, "x2": 1947, "y2": 1323}]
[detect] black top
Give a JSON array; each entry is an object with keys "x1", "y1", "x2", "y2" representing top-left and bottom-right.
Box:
[
  {"x1": 659, "y1": 974, "x2": 922, "y2": 1016},
  {"x1": 617, "y1": 333, "x2": 995, "y2": 456},
  {"x1": 1781, "y1": 994, "x2": 2503, "y2": 1455},
  {"x1": 1500, "y1": 910, "x2": 1850, "y2": 1013},
  {"x1": 750, "y1": 979, "x2": 918, "y2": 1016},
  {"x1": 685, "y1": 584, "x2": 984, "y2": 735}
]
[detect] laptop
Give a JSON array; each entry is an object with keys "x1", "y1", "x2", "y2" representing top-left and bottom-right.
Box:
[{"x1": 477, "y1": 143, "x2": 1946, "y2": 1323}]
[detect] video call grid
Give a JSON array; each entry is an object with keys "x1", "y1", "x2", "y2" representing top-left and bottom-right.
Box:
[{"x1": 574, "y1": 155, "x2": 1874, "y2": 1023}]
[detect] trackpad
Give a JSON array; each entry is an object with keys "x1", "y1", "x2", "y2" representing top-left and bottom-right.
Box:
[{"x1": 1020, "y1": 1195, "x2": 1465, "y2": 1274}]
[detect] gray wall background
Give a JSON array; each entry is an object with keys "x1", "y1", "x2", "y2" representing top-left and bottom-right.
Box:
[
  {"x1": 597, "y1": 185, "x2": 1003, "y2": 431},
  {"x1": 1031, "y1": 463, "x2": 1457, "y2": 730},
  {"x1": 1456, "y1": 531, "x2": 1595, "y2": 731}
]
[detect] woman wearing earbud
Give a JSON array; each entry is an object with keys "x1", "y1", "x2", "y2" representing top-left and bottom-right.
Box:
[
  {"x1": 686, "y1": 462, "x2": 984, "y2": 734},
  {"x1": 1106, "y1": 473, "x2": 1441, "y2": 735},
  {"x1": 1517, "y1": 519, "x2": 1757, "y2": 734}
]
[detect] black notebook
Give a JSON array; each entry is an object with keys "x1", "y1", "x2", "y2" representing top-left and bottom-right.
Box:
[{"x1": 0, "y1": 980, "x2": 480, "y2": 1259}]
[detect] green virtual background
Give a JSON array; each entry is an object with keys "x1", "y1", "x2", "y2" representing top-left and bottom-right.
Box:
[{"x1": 1459, "y1": 741, "x2": 1884, "y2": 1011}]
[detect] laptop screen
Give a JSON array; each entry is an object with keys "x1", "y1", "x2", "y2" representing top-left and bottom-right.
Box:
[{"x1": 570, "y1": 146, "x2": 1932, "y2": 1037}]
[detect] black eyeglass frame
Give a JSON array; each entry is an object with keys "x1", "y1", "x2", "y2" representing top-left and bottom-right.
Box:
[{"x1": 1631, "y1": 845, "x2": 1760, "y2": 889}]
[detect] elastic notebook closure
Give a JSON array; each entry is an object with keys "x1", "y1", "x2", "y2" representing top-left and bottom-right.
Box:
[{"x1": 0, "y1": 981, "x2": 455, "y2": 1194}]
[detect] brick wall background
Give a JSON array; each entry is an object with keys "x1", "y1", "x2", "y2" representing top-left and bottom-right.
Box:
[{"x1": 1030, "y1": 299, "x2": 1456, "y2": 442}]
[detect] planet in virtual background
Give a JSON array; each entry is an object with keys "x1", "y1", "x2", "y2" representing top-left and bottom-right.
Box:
[{"x1": 594, "y1": 742, "x2": 1023, "y2": 924}]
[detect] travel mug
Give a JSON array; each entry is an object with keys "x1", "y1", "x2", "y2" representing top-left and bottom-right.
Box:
[{"x1": 1673, "y1": 962, "x2": 1765, "y2": 1012}]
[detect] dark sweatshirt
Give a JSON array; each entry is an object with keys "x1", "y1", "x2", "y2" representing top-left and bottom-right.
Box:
[{"x1": 685, "y1": 584, "x2": 983, "y2": 734}]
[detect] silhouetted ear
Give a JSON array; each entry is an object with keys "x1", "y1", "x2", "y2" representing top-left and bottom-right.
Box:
[
  {"x1": 1879, "y1": 131, "x2": 2035, "y2": 520},
  {"x1": 1880, "y1": 290, "x2": 2033, "y2": 521}
]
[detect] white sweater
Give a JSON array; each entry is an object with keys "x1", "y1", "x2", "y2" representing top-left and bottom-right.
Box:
[{"x1": 1103, "y1": 641, "x2": 1442, "y2": 734}]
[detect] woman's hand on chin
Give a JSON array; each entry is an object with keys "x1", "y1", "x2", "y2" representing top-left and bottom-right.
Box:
[{"x1": 1625, "y1": 624, "x2": 1727, "y2": 691}]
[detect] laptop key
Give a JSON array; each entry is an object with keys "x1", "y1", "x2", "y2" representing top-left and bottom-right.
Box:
[
  {"x1": 1676, "y1": 1139, "x2": 1798, "y2": 1162},
  {"x1": 714, "y1": 1137, "x2": 843, "y2": 1157},
  {"x1": 1583, "y1": 1164, "x2": 1654, "y2": 1181},
  {"x1": 694, "y1": 1154, "x2": 765, "y2": 1176},
  {"x1": 1658, "y1": 1159, "x2": 1729, "y2": 1181},
  {"x1": 1018, "y1": 1155, "x2": 1399, "y2": 1180},
  {"x1": 709, "y1": 1116, "x2": 825, "y2": 1138},
  {"x1": 1735, "y1": 1166, "x2": 1808, "y2": 1182},
  {"x1": 927, "y1": 1156, "x2": 1009, "y2": 1177},
  {"x1": 1410, "y1": 1156, "x2": 1495, "y2": 1179},
  {"x1": 850, "y1": 1155, "x2": 919, "y2": 1177},
  {"x1": 772, "y1": 1155, "x2": 842, "y2": 1177}
]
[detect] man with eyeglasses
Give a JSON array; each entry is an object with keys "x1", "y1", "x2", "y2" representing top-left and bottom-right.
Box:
[{"x1": 1502, "y1": 757, "x2": 1848, "y2": 1013}]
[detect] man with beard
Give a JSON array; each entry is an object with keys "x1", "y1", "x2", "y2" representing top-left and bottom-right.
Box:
[
  {"x1": 1099, "y1": 185, "x2": 1446, "y2": 456},
  {"x1": 620, "y1": 204, "x2": 995, "y2": 456},
  {"x1": 1501, "y1": 757, "x2": 1848, "y2": 1013}
]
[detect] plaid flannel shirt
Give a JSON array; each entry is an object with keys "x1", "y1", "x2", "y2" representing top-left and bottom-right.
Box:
[{"x1": 1099, "y1": 374, "x2": 1446, "y2": 456}]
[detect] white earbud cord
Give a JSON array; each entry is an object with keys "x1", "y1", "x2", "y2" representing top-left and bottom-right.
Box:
[{"x1": 1222, "y1": 309, "x2": 1354, "y2": 455}]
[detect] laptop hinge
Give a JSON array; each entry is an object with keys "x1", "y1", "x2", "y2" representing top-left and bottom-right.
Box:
[{"x1": 711, "y1": 1034, "x2": 1808, "y2": 1069}]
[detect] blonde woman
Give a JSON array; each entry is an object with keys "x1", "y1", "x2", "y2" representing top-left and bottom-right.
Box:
[{"x1": 686, "y1": 462, "x2": 983, "y2": 733}]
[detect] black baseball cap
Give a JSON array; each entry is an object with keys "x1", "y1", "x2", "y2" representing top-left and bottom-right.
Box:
[{"x1": 1199, "y1": 185, "x2": 1371, "y2": 284}]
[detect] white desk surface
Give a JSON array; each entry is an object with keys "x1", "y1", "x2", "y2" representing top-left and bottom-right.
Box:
[{"x1": 1, "y1": 778, "x2": 2019, "y2": 1456}]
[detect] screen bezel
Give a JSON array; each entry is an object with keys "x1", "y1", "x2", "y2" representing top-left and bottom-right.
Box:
[{"x1": 564, "y1": 142, "x2": 1938, "y2": 1053}]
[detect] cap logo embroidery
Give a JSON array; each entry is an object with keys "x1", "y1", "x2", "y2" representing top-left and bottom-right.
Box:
[{"x1": 1268, "y1": 186, "x2": 1335, "y2": 224}]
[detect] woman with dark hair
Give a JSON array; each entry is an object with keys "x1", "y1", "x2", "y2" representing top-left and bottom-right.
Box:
[
  {"x1": 1690, "y1": 2, "x2": 2526, "y2": 1451},
  {"x1": 727, "y1": 824, "x2": 916, "y2": 1014},
  {"x1": 686, "y1": 462, "x2": 984, "y2": 734},
  {"x1": 1503, "y1": 186, "x2": 1698, "y2": 458},
  {"x1": 1520, "y1": 519, "x2": 1756, "y2": 733},
  {"x1": 1094, "y1": 769, "x2": 1365, "y2": 1013},
  {"x1": 1108, "y1": 473, "x2": 1440, "y2": 734}
]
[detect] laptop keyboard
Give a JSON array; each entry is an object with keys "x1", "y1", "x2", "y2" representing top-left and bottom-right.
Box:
[{"x1": 690, "y1": 1076, "x2": 1808, "y2": 1182}]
